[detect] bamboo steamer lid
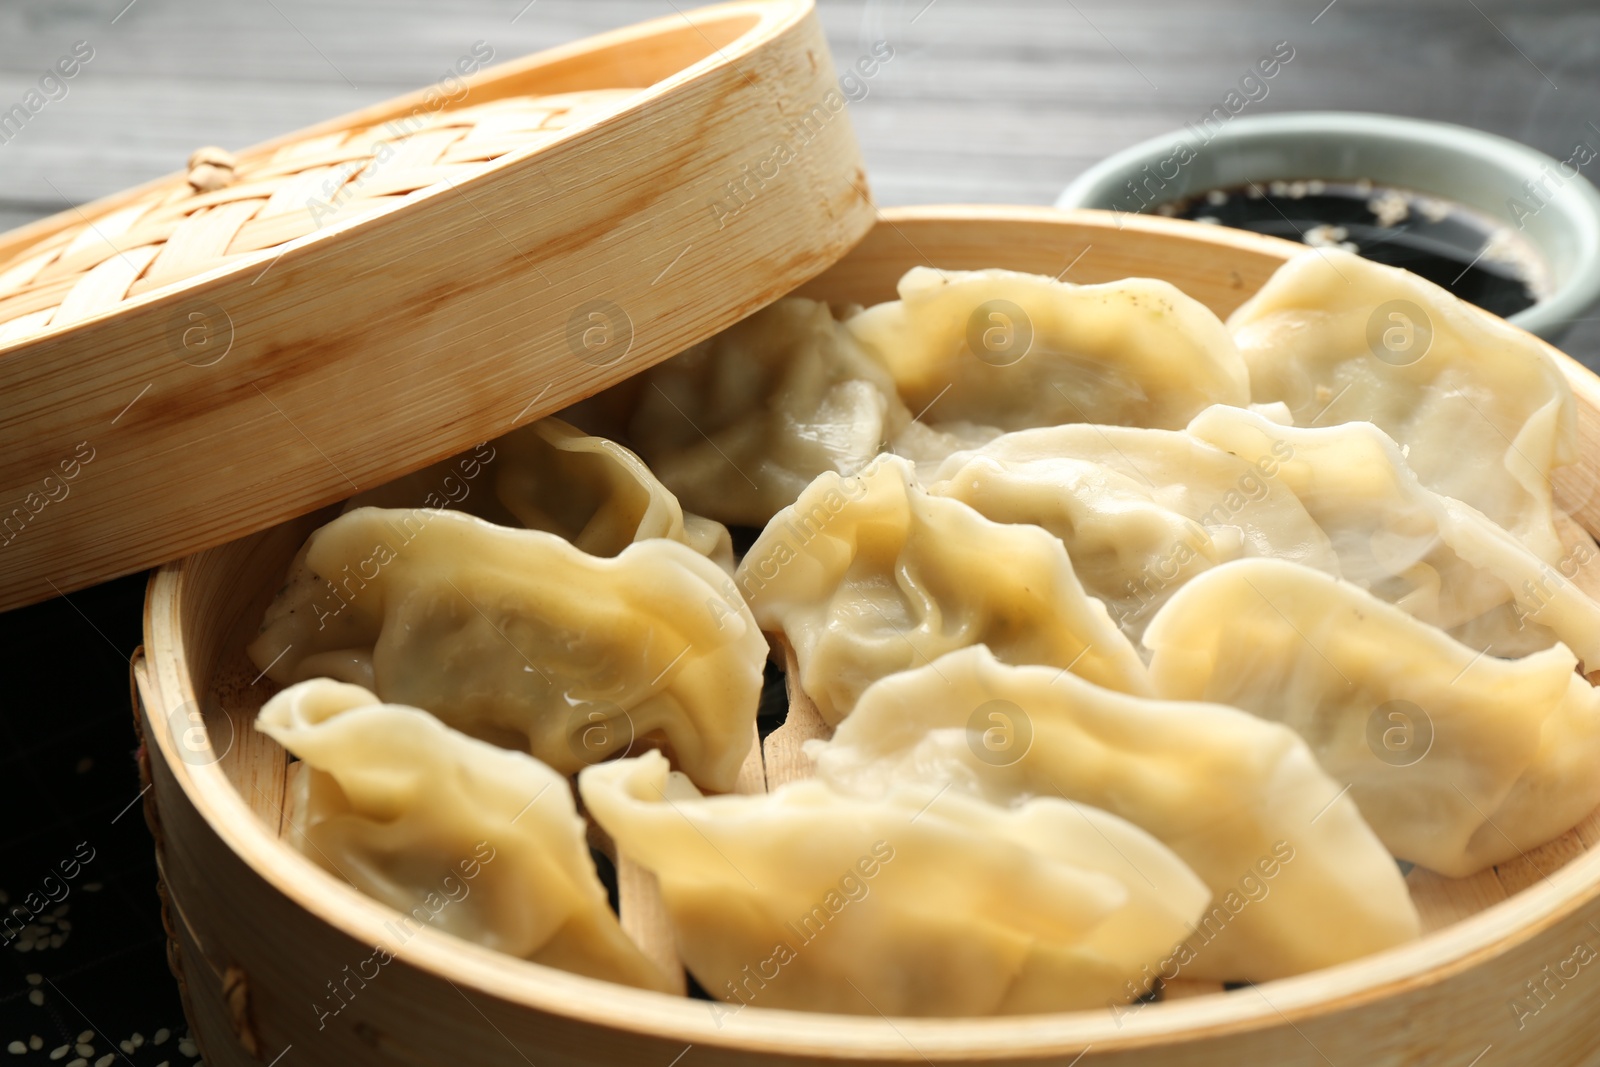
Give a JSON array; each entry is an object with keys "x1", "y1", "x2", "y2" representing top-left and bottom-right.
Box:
[{"x1": 0, "y1": 0, "x2": 873, "y2": 612}]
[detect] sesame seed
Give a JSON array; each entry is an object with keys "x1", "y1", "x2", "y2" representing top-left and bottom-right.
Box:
[
  {"x1": 16, "y1": 940, "x2": 33, "y2": 953},
  {"x1": 8, "y1": 1041, "x2": 26, "y2": 1055},
  {"x1": 66, "y1": 1059, "x2": 86, "y2": 1067},
  {"x1": 178, "y1": 1038, "x2": 197, "y2": 1057},
  {"x1": 50, "y1": 906, "x2": 68, "y2": 919},
  {"x1": 155, "y1": 1063, "x2": 169, "y2": 1067},
  {"x1": 76, "y1": 1032, "x2": 91, "y2": 1044},
  {"x1": 48, "y1": 1047, "x2": 68, "y2": 1061},
  {"x1": 28, "y1": 1039, "x2": 41, "y2": 1051},
  {"x1": 24, "y1": 975, "x2": 40, "y2": 986},
  {"x1": 95, "y1": 1055, "x2": 113, "y2": 1067},
  {"x1": 58, "y1": 921, "x2": 71, "y2": 931},
  {"x1": 75, "y1": 1044, "x2": 94, "y2": 1057},
  {"x1": 131, "y1": 1034, "x2": 144, "y2": 1048},
  {"x1": 120, "y1": 1041, "x2": 134, "y2": 1053},
  {"x1": 82, "y1": 884, "x2": 102, "y2": 893},
  {"x1": 26, "y1": 991, "x2": 43, "y2": 1007},
  {"x1": 49, "y1": 935, "x2": 65, "y2": 949},
  {"x1": 153, "y1": 1029, "x2": 169, "y2": 1046}
]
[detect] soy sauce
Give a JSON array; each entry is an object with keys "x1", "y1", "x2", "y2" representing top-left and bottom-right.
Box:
[{"x1": 1159, "y1": 180, "x2": 1547, "y2": 319}]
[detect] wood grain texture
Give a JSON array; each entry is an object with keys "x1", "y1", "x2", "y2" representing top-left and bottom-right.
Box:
[
  {"x1": 734, "y1": 723, "x2": 768, "y2": 795},
  {"x1": 1406, "y1": 865, "x2": 1510, "y2": 936},
  {"x1": 617, "y1": 858, "x2": 687, "y2": 997},
  {"x1": 761, "y1": 638, "x2": 835, "y2": 788},
  {"x1": 0, "y1": 3, "x2": 1593, "y2": 215},
  {"x1": 0, "y1": 0, "x2": 874, "y2": 615},
  {"x1": 280, "y1": 759, "x2": 306, "y2": 842},
  {"x1": 137, "y1": 209, "x2": 1600, "y2": 1066}
]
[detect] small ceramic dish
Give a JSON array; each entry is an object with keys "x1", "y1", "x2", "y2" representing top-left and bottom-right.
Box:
[{"x1": 1056, "y1": 111, "x2": 1600, "y2": 340}]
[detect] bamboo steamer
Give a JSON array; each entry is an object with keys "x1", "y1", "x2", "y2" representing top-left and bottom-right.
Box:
[
  {"x1": 0, "y1": 0, "x2": 872, "y2": 614},
  {"x1": 132, "y1": 206, "x2": 1600, "y2": 1066}
]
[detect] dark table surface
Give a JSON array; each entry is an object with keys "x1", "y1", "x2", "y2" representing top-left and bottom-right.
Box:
[{"x1": 4, "y1": 1, "x2": 1600, "y2": 1062}]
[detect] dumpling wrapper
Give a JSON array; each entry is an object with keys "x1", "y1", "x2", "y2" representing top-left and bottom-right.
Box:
[
  {"x1": 257, "y1": 679, "x2": 673, "y2": 992},
  {"x1": 248, "y1": 508, "x2": 764, "y2": 792},
  {"x1": 345, "y1": 417, "x2": 732, "y2": 568},
  {"x1": 810, "y1": 645, "x2": 1419, "y2": 982},
  {"x1": 845, "y1": 266, "x2": 1249, "y2": 433},
  {"x1": 1145, "y1": 558, "x2": 1600, "y2": 877},
  {"x1": 1229, "y1": 247, "x2": 1577, "y2": 562},
  {"x1": 1188, "y1": 404, "x2": 1600, "y2": 667},
  {"x1": 928, "y1": 423, "x2": 1338, "y2": 645},
  {"x1": 625, "y1": 297, "x2": 911, "y2": 526},
  {"x1": 890, "y1": 418, "x2": 1006, "y2": 484},
  {"x1": 579, "y1": 751, "x2": 1209, "y2": 1016},
  {"x1": 735, "y1": 454, "x2": 1151, "y2": 724}
]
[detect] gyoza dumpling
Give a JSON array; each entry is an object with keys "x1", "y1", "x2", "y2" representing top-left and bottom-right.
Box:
[
  {"x1": 1145, "y1": 558, "x2": 1600, "y2": 877},
  {"x1": 844, "y1": 266, "x2": 1249, "y2": 433},
  {"x1": 247, "y1": 508, "x2": 765, "y2": 792},
  {"x1": 810, "y1": 645, "x2": 1419, "y2": 982},
  {"x1": 1188, "y1": 404, "x2": 1600, "y2": 667},
  {"x1": 579, "y1": 751, "x2": 1209, "y2": 1016},
  {"x1": 257, "y1": 679, "x2": 673, "y2": 992},
  {"x1": 625, "y1": 298, "x2": 910, "y2": 526},
  {"x1": 735, "y1": 454, "x2": 1151, "y2": 724},
  {"x1": 928, "y1": 424, "x2": 1338, "y2": 643},
  {"x1": 346, "y1": 418, "x2": 732, "y2": 568},
  {"x1": 889, "y1": 418, "x2": 1006, "y2": 483},
  {"x1": 1230, "y1": 248, "x2": 1577, "y2": 561}
]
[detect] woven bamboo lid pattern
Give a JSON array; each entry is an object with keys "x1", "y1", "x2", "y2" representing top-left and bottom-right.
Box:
[{"x1": 0, "y1": 90, "x2": 637, "y2": 343}]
